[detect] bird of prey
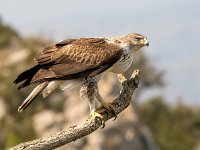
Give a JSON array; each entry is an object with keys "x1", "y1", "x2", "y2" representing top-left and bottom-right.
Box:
[{"x1": 14, "y1": 33, "x2": 149, "y2": 126}]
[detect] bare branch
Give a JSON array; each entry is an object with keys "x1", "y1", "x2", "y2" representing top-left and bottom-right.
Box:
[{"x1": 9, "y1": 70, "x2": 140, "y2": 150}]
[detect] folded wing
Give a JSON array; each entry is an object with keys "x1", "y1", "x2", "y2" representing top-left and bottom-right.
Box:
[{"x1": 14, "y1": 38, "x2": 123, "y2": 89}]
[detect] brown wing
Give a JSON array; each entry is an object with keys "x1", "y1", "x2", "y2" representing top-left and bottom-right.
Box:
[{"x1": 30, "y1": 38, "x2": 123, "y2": 83}]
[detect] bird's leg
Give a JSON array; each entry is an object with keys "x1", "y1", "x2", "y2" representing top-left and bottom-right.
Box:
[
  {"x1": 95, "y1": 91, "x2": 117, "y2": 121},
  {"x1": 89, "y1": 99, "x2": 105, "y2": 128},
  {"x1": 80, "y1": 77, "x2": 105, "y2": 128}
]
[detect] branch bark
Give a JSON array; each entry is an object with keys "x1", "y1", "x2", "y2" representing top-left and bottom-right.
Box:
[{"x1": 9, "y1": 70, "x2": 140, "y2": 150}]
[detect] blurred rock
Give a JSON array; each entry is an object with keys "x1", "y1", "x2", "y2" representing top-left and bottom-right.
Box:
[
  {"x1": 0, "y1": 49, "x2": 29, "y2": 69},
  {"x1": 33, "y1": 110, "x2": 65, "y2": 137},
  {"x1": 195, "y1": 144, "x2": 200, "y2": 150}
]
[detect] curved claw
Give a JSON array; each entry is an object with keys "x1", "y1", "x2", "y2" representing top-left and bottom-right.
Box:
[
  {"x1": 91, "y1": 110, "x2": 105, "y2": 128},
  {"x1": 101, "y1": 102, "x2": 117, "y2": 121}
]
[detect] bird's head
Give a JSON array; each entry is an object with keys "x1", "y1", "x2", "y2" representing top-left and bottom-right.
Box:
[{"x1": 125, "y1": 33, "x2": 149, "y2": 52}]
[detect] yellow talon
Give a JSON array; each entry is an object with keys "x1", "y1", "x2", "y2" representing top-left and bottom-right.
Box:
[
  {"x1": 90, "y1": 103, "x2": 117, "y2": 128},
  {"x1": 91, "y1": 110, "x2": 105, "y2": 128},
  {"x1": 117, "y1": 74, "x2": 127, "y2": 83}
]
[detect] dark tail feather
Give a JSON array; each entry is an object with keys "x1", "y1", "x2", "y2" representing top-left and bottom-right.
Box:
[
  {"x1": 17, "y1": 79, "x2": 31, "y2": 90},
  {"x1": 14, "y1": 65, "x2": 42, "y2": 84},
  {"x1": 17, "y1": 77, "x2": 34, "y2": 90},
  {"x1": 14, "y1": 65, "x2": 42, "y2": 90},
  {"x1": 18, "y1": 82, "x2": 48, "y2": 112}
]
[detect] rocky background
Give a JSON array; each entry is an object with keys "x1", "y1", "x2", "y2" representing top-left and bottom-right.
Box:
[{"x1": 0, "y1": 18, "x2": 200, "y2": 150}]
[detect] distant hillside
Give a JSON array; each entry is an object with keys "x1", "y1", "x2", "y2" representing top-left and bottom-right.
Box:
[{"x1": 0, "y1": 17, "x2": 20, "y2": 48}]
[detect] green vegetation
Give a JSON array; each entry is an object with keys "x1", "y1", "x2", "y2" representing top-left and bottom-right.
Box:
[
  {"x1": 140, "y1": 97, "x2": 200, "y2": 150},
  {"x1": 0, "y1": 17, "x2": 19, "y2": 48},
  {"x1": 0, "y1": 18, "x2": 47, "y2": 149}
]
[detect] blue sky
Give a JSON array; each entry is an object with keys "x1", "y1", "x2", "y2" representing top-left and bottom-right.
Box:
[{"x1": 0, "y1": 0, "x2": 199, "y2": 104}]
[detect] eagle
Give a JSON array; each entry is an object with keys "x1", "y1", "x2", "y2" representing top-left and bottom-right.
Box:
[{"x1": 14, "y1": 33, "x2": 149, "y2": 126}]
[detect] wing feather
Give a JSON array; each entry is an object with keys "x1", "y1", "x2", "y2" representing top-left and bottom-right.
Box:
[{"x1": 22, "y1": 38, "x2": 123, "y2": 84}]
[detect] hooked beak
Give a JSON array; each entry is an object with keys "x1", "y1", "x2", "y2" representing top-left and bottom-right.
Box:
[
  {"x1": 146, "y1": 41, "x2": 149, "y2": 47},
  {"x1": 144, "y1": 38, "x2": 149, "y2": 47}
]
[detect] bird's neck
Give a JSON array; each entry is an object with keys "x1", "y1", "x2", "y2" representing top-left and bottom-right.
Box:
[{"x1": 106, "y1": 36, "x2": 130, "y2": 49}]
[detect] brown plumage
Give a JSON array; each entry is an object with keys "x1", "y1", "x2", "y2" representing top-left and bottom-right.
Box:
[
  {"x1": 14, "y1": 38, "x2": 122, "y2": 89},
  {"x1": 14, "y1": 33, "x2": 149, "y2": 119}
]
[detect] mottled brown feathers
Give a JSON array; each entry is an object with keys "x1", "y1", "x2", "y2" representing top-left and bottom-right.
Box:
[
  {"x1": 35, "y1": 38, "x2": 121, "y2": 65},
  {"x1": 14, "y1": 38, "x2": 123, "y2": 89}
]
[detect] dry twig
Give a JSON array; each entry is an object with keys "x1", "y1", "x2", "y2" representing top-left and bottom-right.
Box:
[{"x1": 9, "y1": 70, "x2": 140, "y2": 150}]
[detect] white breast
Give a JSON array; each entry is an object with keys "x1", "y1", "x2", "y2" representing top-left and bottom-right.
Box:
[{"x1": 110, "y1": 49, "x2": 133, "y2": 74}]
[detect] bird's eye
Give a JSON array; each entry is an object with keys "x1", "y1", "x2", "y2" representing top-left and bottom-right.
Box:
[{"x1": 135, "y1": 37, "x2": 143, "y2": 40}]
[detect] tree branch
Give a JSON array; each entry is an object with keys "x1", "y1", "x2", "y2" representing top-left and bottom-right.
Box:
[{"x1": 9, "y1": 70, "x2": 140, "y2": 150}]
